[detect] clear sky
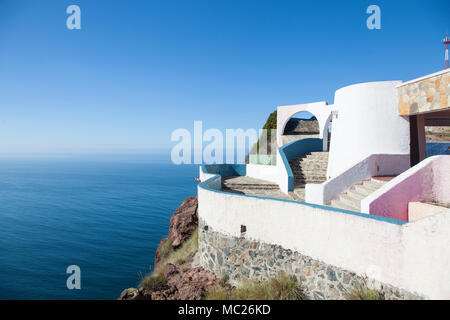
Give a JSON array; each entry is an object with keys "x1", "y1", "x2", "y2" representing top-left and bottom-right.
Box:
[{"x1": 0, "y1": 0, "x2": 448, "y2": 155}]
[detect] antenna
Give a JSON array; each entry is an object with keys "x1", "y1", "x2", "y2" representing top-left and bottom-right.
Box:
[{"x1": 442, "y1": 32, "x2": 450, "y2": 69}]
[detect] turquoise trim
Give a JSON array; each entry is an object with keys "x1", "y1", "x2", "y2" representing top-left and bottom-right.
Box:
[
  {"x1": 278, "y1": 138, "x2": 324, "y2": 191},
  {"x1": 198, "y1": 173, "x2": 407, "y2": 226}
]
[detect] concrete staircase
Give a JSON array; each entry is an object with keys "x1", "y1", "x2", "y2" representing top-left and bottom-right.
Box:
[
  {"x1": 222, "y1": 176, "x2": 279, "y2": 192},
  {"x1": 329, "y1": 178, "x2": 388, "y2": 212},
  {"x1": 221, "y1": 176, "x2": 292, "y2": 200},
  {"x1": 288, "y1": 152, "x2": 329, "y2": 201}
]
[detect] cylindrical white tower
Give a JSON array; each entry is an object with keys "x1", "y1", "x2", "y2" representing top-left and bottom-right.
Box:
[{"x1": 327, "y1": 81, "x2": 411, "y2": 178}]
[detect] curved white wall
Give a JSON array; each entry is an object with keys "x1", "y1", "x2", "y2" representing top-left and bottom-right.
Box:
[{"x1": 327, "y1": 81, "x2": 410, "y2": 179}]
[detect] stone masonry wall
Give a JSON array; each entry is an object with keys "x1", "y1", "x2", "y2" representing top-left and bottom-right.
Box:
[
  {"x1": 398, "y1": 70, "x2": 450, "y2": 115},
  {"x1": 198, "y1": 219, "x2": 422, "y2": 300}
]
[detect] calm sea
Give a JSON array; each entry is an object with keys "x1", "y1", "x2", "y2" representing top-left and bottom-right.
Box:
[{"x1": 0, "y1": 155, "x2": 198, "y2": 299}]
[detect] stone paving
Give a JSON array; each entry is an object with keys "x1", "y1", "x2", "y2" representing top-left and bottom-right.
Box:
[{"x1": 221, "y1": 176, "x2": 293, "y2": 200}]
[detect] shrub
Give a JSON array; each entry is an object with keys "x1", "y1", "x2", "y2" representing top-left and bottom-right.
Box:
[
  {"x1": 158, "y1": 238, "x2": 173, "y2": 260},
  {"x1": 205, "y1": 272, "x2": 304, "y2": 300},
  {"x1": 140, "y1": 272, "x2": 167, "y2": 292},
  {"x1": 249, "y1": 110, "x2": 277, "y2": 156},
  {"x1": 345, "y1": 278, "x2": 384, "y2": 300},
  {"x1": 162, "y1": 227, "x2": 198, "y2": 268},
  {"x1": 139, "y1": 228, "x2": 199, "y2": 291},
  {"x1": 205, "y1": 285, "x2": 232, "y2": 300}
]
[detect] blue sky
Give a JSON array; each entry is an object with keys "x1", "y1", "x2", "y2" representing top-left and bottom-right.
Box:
[{"x1": 0, "y1": 0, "x2": 448, "y2": 155}]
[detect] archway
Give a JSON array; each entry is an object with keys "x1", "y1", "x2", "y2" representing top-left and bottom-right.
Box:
[
  {"x1": 276, "y1": 102, "x2": 333, "y2": 151},
  {"x1": 281, "y1": 111, "x2": 320, "y2": 145}
]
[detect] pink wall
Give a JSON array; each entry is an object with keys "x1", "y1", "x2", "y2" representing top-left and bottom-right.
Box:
[
  {"x1": 368, "y1": 156, "x2": 449, "y2": 222},
  {"x1": 432, "y1": 157, "x2": 450, "y2": 207}
]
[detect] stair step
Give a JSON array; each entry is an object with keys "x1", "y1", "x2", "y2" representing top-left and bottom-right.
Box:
[
  {"x1": 307, "y1": 152, "x2": 329, "y2": 157},
  {"x1": 293, "y1": 172, "x2": 327, "y2": 178},
  {"x1": 289, "y1": 188, "x2": 305, "y2": 201},
  {"x1": 297, "y1": 162, "x2": 328, "y2": 167},
  {"x1": 291, "y1": 170, "x2": 327, "y2": 176},
  {"x1": 294, "y1": 179, "x2": 326, "y2": 184},
  {"x1": 307, "y1": 151, "x2": 329, "y2": 155},
  {"x1": 289, "y1": 151, "x2": 329, "y2": 192},
  {"x1": 350, "y1": 186, "x2": 373, "y2": 198},
  {"x1": 370, "y1": 178, "x2": 388, "y2": 184},
  {"x1": 330, "y1": 199, "x2": 359, "y2": 212},
  {"x1": 300, "y1": 158, "x2": 328, "y2": 163},
  {"x1": 363, "y1": 180, "x2": 386, "y2": 190},
  {"x1": 293, "y1": 167, "x2": 327, "y2": 171},
  {"x1": 338, "y1": 194, "x2": 361, "y2": 210},
  {"x1": 294, "y1": 176, "x2": 327, "y2": 180},
  {"x1": 345, "y1": 189, "x2": 369, "y2": 201},
  {"x1": 222, "y1": 183, "x2": 278, "y2": 190},
  {"x1": 328, "y1": 176, "x2": 391, "y2": 212}
]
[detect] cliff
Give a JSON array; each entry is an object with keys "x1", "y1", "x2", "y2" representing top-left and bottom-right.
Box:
[{"x1": 118, "y1": 196, "x2": 217, "y2": 300}]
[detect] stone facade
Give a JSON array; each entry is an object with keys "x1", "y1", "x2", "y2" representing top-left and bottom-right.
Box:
[
  {"x1": 398, "y1": 70, "x2": 450, "y2": 115},
  {"x1": 198, "y1": 219, "x2": 422, "y2": 300}
]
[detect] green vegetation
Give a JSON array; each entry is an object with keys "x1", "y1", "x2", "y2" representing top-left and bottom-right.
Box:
[
  {"x1": 140, "y1": 272, "x2": 167, "y2": 292},
  {"x1": 249, "y1": 110, "x2": 277, "y2": 156},
  {"x1": 205, "y1": 272, "x2": 304, "y2": 300},
  {"x1": 140, "y1": 228, "x2": 198, "y2": 291},
  {"x1": 262, "y1": 110, "x2": 277, "y2": 140},
  {"x1": 162, "y1": 228, "x2": 198, "y2": 267},
  {"x1": 345, "y1": 279, "x2": 384, "y2": 300},
  {"x1": 157, "y1": 238, "x2": 173, "y2": 260}
]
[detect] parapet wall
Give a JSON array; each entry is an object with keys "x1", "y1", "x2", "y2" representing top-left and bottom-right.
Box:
[
  {"x1": 361, "y1": 155, "x2": 450, "y2": 221},
  {"x1": 198, "y1": 173, "x2": 450, "y2": 299},
  {"x1": 198, "y1": 220, "x2": 420, "y2": 300}
]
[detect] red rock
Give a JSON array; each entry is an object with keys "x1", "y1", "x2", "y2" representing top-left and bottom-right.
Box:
[
  {"x1": 168, "y1": 197, "x2": 198, "y2": 248},
  {"x1": 154, "y1": 197, "x2": 198, "y2": 269},
  {"x1": 119, "y1": 196, "x2": 211, "y2": 300}
]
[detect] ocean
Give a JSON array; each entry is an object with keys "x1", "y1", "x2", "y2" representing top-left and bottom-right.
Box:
[{"x1": 0, "y1": 155, "x2": 199, "y2": 299}]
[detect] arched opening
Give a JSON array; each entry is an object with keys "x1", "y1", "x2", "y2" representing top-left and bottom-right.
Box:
[{"x1": 281, "y1": 111, "x2": 320, "y2": 146}]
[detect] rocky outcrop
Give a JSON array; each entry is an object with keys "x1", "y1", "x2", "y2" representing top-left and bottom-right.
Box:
[
  {"x1": 119, "y1": 196, "x2": 216, "y2": 300},
  {"x1": 168, "y1": 196, "x2": 198, "y2": 248},
  {"x1": 119, "y1": 258, "x2": 216, "y2": 300},
  {"x1": 154, "y1": 196, "x2": 198, "y2": 269},
  {"x1": 150, "y1": 263, "x2": 216, "y2": 300}
]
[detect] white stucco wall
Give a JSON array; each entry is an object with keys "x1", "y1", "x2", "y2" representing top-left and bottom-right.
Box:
[
  {"x1": 276, "y1": 101, "x2": 333, "y2": 150},
  {"x1": 276, "y1": 150, "x2": 290, "y2": 194},
  {"x1": 306, "y1": 154, "x2": 410, "y2": 206},
  {"x1": 246, "y1": 163, "x2": 279, "y2": 184},
  {"x1": 327, "y1": 81, "x2": 410, "y2": 179},
  {"x1": 199, "y1": 179, "x2": 450, "y2": 299},
  {"x1": 199, "y1": 167, "x2": 217, "y2": 182}
]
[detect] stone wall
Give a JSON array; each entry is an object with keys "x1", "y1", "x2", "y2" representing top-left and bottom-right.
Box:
[
  {"x1": 398, "y1": 69, "x2": 450, "y2": 115},
  {"x1": 198, "y1": 219, "x2": 421, "y2": 300}
]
